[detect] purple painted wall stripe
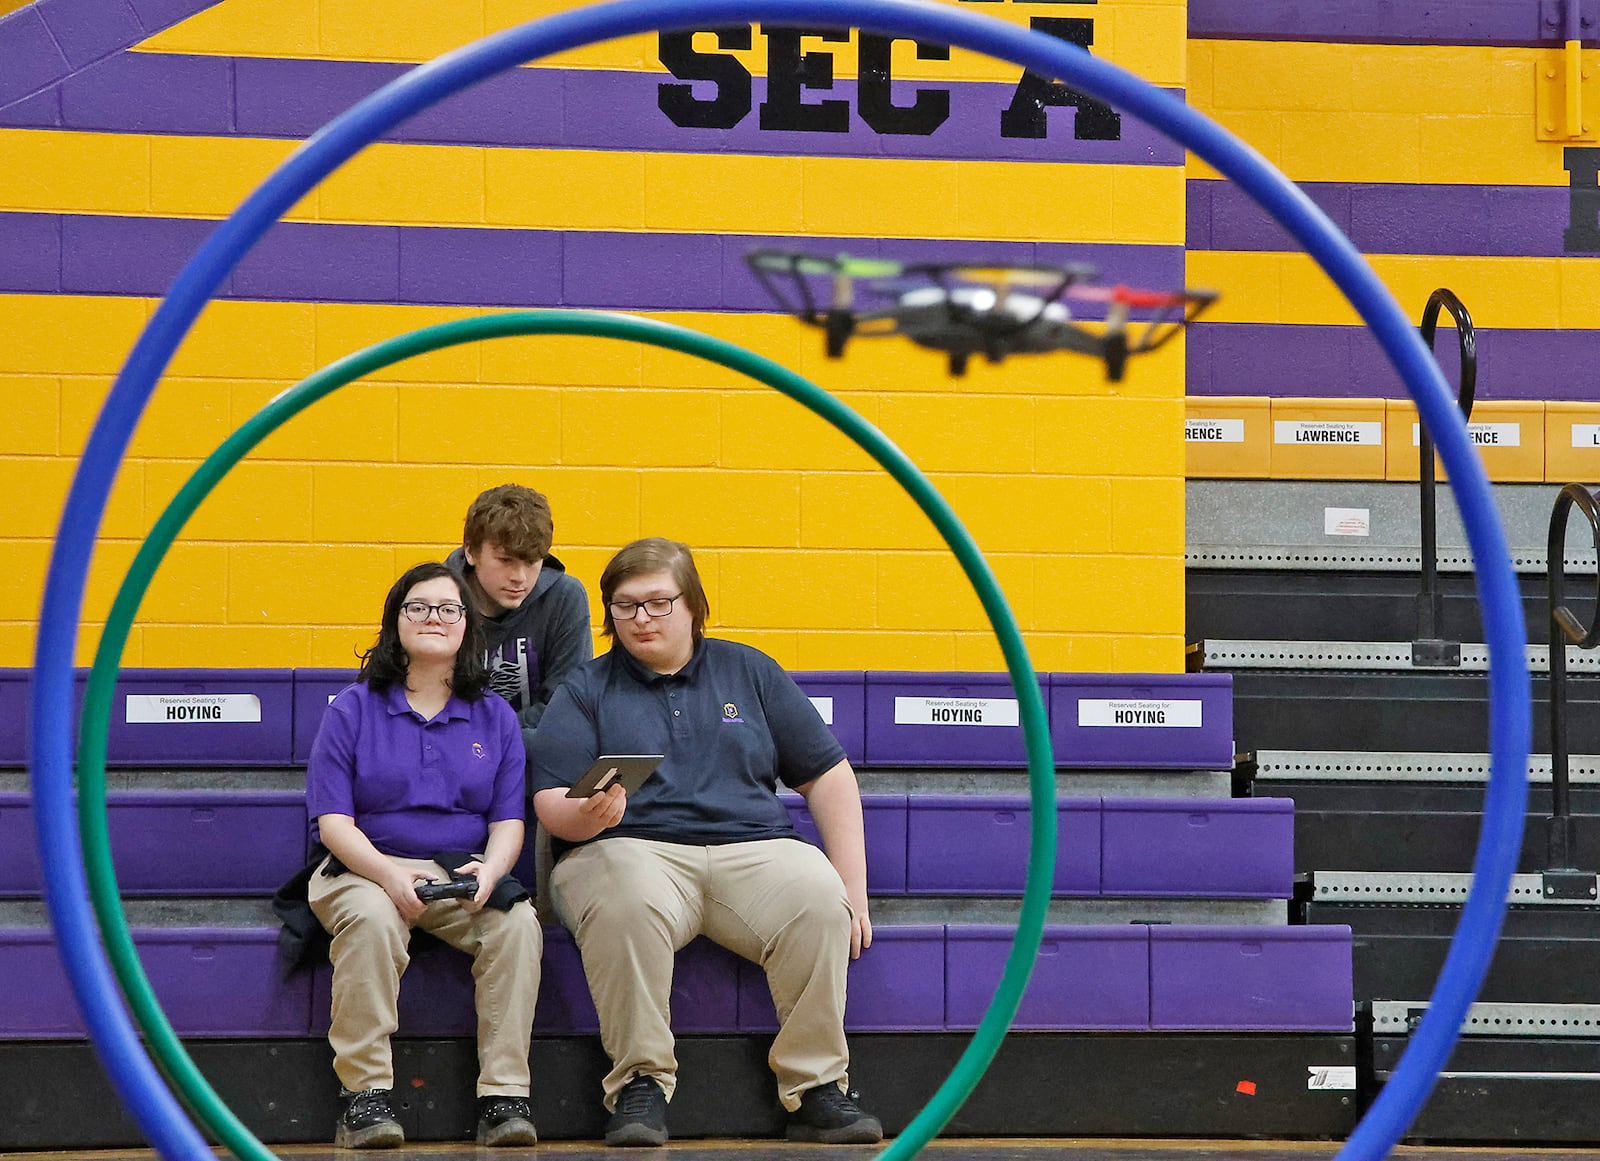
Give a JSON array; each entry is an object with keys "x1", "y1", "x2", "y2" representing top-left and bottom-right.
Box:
[
  {"x1": 125, "y1": 0, "x2": 218, "y2": 34},
  {"x1": 61, "y1": 214, "x2": 220, "y2": 297},
  {"x1": 1192, "y1": 180, "x2": 1577, "y2": 258},
  {"x1": 1189, "y1": 323, "x2": 1596, "y2": 402},
  {"x1": 234, "y1": 223, "x2": 402, "y2": 304},
  {"x1": 6, "y1": 86, "x2": 63, "y2": 127},
  {"x1": 0, "y1": 9, "x2": 71, "y2": 107},
  {"x1": 6, "y1": 49, "x2": 1183, "y2": 165},
  {"x1": 0, "y1": 0, "x2": 217, "y2": 110},
  {"x1": 37, "y1": 0, "x2": 145, "y2": 70},
  {"x1": 1189, "y1": 0, "x2": 1567, "y2": 49},
  {"x1": 10, "y1": 211, "x2": 1183, "y2": 314},
  {"x1": 1, "y1": 214, "x2": 63, "y2": 293},
  {"x1": 61, "y1": 50, "x2": 234, "y2": 134},
  {"x1": 398, "y1": 226, "x2": 563, "y2": 308}
]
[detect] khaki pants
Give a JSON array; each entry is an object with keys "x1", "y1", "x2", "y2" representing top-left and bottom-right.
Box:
[
  {"x1": 308, "y1": 855, "x2": 543, "y2": 1097},
  {"x1": 550, "y1": 836, "x2": 852, "y2": 1112}
]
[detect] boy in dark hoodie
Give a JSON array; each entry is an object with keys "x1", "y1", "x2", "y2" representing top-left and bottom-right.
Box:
[{"x1": 446, "y1": 484, "x2": 593, "y2": 730}]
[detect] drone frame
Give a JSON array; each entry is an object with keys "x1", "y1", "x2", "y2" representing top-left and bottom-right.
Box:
[{"x1": 745, "y1": 248, "x2": 1215, "y2": 379}]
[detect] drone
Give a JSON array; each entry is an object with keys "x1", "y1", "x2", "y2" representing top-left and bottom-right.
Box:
[{"x1": 745, "y1": 250, "x2": 1217, "y2": 380}]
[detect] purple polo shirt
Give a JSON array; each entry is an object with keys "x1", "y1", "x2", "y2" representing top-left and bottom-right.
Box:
[{"x1": 306, "y1": 681, "x2": 525, "y2": 859}]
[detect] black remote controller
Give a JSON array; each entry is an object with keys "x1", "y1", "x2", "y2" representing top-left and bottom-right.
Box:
[{"x1": 415, "y1": 875, "x2": 478, "y2": 903}]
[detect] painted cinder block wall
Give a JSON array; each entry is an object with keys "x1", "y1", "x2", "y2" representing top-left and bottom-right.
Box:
[
  {"x1": 0, "y1": 0, "x2": 1191, "y2": 674},
  {"x1": 1186, "y1": 4, "x2": 1600, "y2": 402}
]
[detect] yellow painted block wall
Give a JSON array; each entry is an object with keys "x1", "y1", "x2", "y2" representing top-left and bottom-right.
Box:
[
  {"x1": 1186, "y1": 35, "x2": 1600, "y2": 414},
  {"x1": 1, "y1": 0, "x2": 1191, "y2": 675}
]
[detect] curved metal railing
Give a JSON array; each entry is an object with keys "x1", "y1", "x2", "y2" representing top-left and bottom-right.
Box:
[
  {"x1": 1545, "y1": 484, "x2": 1600, "y2": 890},
  {"x1": 1413, "y1": 288, "x2": 1477, "y2": 666}
]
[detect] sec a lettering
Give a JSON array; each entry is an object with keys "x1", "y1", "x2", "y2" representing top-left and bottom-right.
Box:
[{"x1": 656, "y1": 19, "x2": 1120, "y2": 140}]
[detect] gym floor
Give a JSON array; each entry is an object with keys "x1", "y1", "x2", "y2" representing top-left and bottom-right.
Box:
[{"x1": 8, "y1": 1141, "x2": 1600, "y2": 1160}]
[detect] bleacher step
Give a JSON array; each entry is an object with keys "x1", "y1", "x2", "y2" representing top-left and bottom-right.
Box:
[
  {"x1": 857, "y1": 768, "x2": 1232, "y2": 797},
  {"x1": 1372, "y1": 1000, "x2": 1600, "y2": 1037},
  {"x1": 873, "y1": 897, "x2": 1285, "y2": 925},
  {"x1": 1247, "y1": 756, "x2": 1600, "y2": 874},
  {"x1": 1195, "y1": 639, "x2": 1600, "y2": 672},
  {"x1": 1309, "y1": 871, "x2": 1599, "y2": 904},
  {"x1": 1222, "y1": 669, "x2": 1600, "y2": 754},
  {"x1": 1307, "y1": 877, "x2": 1600, "y2": 1006},
  {"x1": 1187, "y1": 565, "x2": 1581, "y2": 645},
  {"x1": 1252, "y1": 749, "x2": 1600, "y2": 783},
  {"x1": 1186, "y1": 479, "x2": 1583, "y2": 560},
  {"x1": 1371, "y1": 1020, "x2": 1600, "y2": 1144}
]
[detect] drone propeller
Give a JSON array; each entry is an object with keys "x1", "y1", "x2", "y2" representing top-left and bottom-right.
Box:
[
  {"x1": 1068, "y1": 284, "x2": 1189, "y2": 308},
  {"x1": 747, "y1": 251, "x2": 905, "y2": 280},
  {"x1": 948, "y1": 264, "x2": 1086, "y2": 289}
]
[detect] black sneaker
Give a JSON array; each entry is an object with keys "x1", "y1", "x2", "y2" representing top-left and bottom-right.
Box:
[
  {"x1": 786, "y1": 1083, "x2": 883, "y2": 1144},
  {"x1": 604, "y1": 1073, "x2": 669, "y2": 1147},
  {"x1": 334, "y1": 1087, "x2": 404, "y2": 1149},
  {"x1": 476, "y1": 1095, "x2": 538, "y2": 1147}
]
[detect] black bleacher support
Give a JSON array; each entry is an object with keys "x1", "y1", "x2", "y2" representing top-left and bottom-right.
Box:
[
  {"x1": 1187, "y1": 568, "x2": 1570, "y2": 646},
  {"x1": 1185, "y1": 567, "x2": 1600, "y2": 649},
  {"x1": 1305, "y1": 903, "x2": 1600, "y2": 1005},
  {"x1": 1260, "y1": 781, "x2": 1600, "y2": 874},
  {"x1": 1372, "y1": 1035, "x2": 1600, "y2": 1144},
  {"x1": 1231, "y1": 671, "x2": 1600, "y2": 755},
  {"x1": 0, "y1": 1032, "x2": 1359, "y2": 1149}
]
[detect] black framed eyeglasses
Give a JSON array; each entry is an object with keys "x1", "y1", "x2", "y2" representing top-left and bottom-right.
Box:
[
  {"x1": 608, "y1": 594, "x2": 683, "y2": 620},
  {"x1": 400, "y1": 601, "x2": 467, "y2": 624}
]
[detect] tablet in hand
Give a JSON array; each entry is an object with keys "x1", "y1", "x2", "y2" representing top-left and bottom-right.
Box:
[{"x1": 565, "y1": 754, "x2": 663, "y2": 799}]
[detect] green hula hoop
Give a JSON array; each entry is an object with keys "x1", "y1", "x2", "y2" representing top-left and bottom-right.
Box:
[{"x1": 79, "y1": 309, "x2": 1056, "y2": 1159}]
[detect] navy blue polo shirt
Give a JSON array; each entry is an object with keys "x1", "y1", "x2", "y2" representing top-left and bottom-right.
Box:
[
  {"x1": 529, "y1": 638, "x2": 846, "y2": 848},
  {"x1": 306, "y1": 681, "x2": 525, "y2": 859}
]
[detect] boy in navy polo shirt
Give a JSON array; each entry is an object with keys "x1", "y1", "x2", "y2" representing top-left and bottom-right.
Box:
[{"x1": 530, "y1": 538, "x2": 881, "y2": 1147}]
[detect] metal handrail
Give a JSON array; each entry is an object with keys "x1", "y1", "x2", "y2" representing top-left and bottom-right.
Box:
[
  {"x1": 1545, "y1": 484, "x2": 1600, "y2": 886},
  {"x1": 1413, "y1": 288, "x2": 1477, "y2": 666}
]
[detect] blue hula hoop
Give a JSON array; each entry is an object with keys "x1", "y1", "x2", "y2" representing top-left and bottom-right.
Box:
[{"x1": 32, "y1": 2, "x2": 1529, "y2": 1157}]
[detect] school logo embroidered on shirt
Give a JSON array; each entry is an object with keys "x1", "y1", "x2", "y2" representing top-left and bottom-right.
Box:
[
  {"x1": 472, "y1": 741, "x2": 486, "y2": 759},
  {"x1": 722, "y1": 703, "x2": 744, "y2": 723}
]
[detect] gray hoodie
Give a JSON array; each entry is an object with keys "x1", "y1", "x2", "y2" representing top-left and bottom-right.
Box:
[{"x1": 445, "y1": 548, "x2": 592, "y2": 729}]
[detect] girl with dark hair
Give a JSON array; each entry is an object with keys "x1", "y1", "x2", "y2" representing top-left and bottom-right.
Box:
[
  {"x1": 355, "y1": 560, "x2": 492, "y2": 698},
  {"x1": 304, "y1": 562, "x2": 542, "y2": 1149}
]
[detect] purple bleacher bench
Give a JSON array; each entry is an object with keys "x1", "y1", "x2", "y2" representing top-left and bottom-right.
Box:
[
  {"x1": 291, "y1": 668, "x2": 358, "y2": 764},
  {"x1": 106, "y1": 668, "x2": 295, "y2": 766},
  {"x1": 738, "y1": 924, "x2": 946, "y2": 1033},
  {"x1": 0, "y1": 926, "x2": 313, "y2": 1038},
  {"x1": 781, "y1": 791, "x2": 908, "y2": 894},
  {"x1": 1149, "y1": 924, "x2": 1354, "y2": 1031},
  {"x1": 792, "y1": 671, "x2": 866, "y2": 765},
  {"x1": 945, "y1": 924, "x2": 1150, "y2": 1030},
  {"x1": 1100, "y1": 796, "x2": 1294, "y2": 898},
  {"x1": 0, "y1": 668, "x2": 28, "y2": 765},
  {"x1": 0, "y1": 792, "x2": 1293, "y2": 903},
  {"x1": 0, "y1": 789, "x2": 307, "y2": 897},
  {"x1": 902, "y1": 795, "x2": 1291, "y2": 899},
  {"x1": 0, "y1": 921, "x2": 1355, "y2": 1039},
  {"x1": 2, "y1": 666, "x2": 1239, "y2": 772},
  {"x1": 0, "y1": 668, "x2": 297, "y2": 767},
  {"x1": 904, "y1": 794, "x2": 1100, "y2": 895},
  {"x1": 865, "y1": 672, "x2": 1031, "y2": 767},
  {"x1": 1051, "y1": 672, "x2": 1234, "y2": 769}
]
